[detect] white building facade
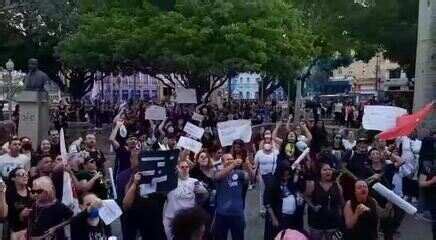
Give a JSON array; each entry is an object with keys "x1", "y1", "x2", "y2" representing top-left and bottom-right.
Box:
[{"x1": 91, "y1": 73, "x2": 160, "y2": 102}]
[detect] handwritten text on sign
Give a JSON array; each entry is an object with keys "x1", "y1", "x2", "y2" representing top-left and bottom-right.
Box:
[
  {"x1": 183, "y1": 122, "x2": 205, "y2": 140},
  {"x1": 217, "y1": 120, "x2": 252, "y2": 147},
  {"x1": 362, "y1": 105, "x2": 407, "y2": 131}
]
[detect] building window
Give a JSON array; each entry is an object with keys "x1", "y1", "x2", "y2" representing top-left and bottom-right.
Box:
[
  {"x1": 122, "y1": 90, "x2": 129, "y2": 100},
  {"x1": 151, "y1": 90, "x2": 158, "y2": 98},
  {"x1": 246, "y1": 91, "x2": 250, "y2": 99},
  {"x1": 239, "y1": 91, "x2": 243, "y2": 99},
  {"x1": 389, "y1": 68, "x2": 401, "y2": 79},
  {"x1": 143, "y1": 90, "x2": 149, "y2": 99}
]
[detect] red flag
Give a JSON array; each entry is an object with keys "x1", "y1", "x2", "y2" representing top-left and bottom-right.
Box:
[{"x1": 378, "y1": 102, "x2": 434, "y2": 140}]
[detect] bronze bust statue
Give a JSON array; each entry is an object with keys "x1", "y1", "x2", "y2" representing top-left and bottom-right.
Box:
[{"x1": 23, "y1": 58, "x2": 51, "y2": 91}]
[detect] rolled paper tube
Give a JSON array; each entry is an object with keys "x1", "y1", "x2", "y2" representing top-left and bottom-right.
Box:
[
  {"x1": 372, "y1": 182, "x2": 417, "y2": 215},
  {"x1": 108, "y1": 168, "x2": 118, "y2": 200},
  {"x1": 291, "y1": 148, "x2": 310, "y2": 170}
]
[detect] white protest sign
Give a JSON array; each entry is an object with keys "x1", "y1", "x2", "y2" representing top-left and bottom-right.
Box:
[
  {"x1": 177, "y1": 136, "x2": 203, "y2": 154},
  {"x1": 217, "y1": 120, "x2": 252, "y2": 147},
  {"x1": 192, "y1": 112, "x2": 205, "y2": 122},
  {"x1": 362, "y1": 105, "x2": 407, "y2": 131},
  {"x1": 175, "y1": 87, "x2": 197, "y2": 104},
  {"x1": 145, "y1": 105, "x2": 167, "y2": 120},
  {"x1": 98, "y1": 199, "x2": 123, "y2": 225},
  {"x1": 183, "y1": 122, "x2": 205, "y2": 140}
]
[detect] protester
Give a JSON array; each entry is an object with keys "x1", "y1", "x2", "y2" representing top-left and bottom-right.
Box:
[
  {"x1": 48, "y1": 129, "x2": 61, "y2": 156},
  {"x1": 6, "y1": 167, "x2": 33, "y2": 240},
  {"x1": 118, "y1": 140, "x2": 167, "y2": 240},
  {"x1": 75, "y1": 156, "x2": 108, "y2": 200},
  {"x1": 28, "y1": 176, "x2": 73, "y2": 239},
  {"x1": 255, "y1": 140, "x2": 279, "y2": 214},
  {"x1": 213, "y1": 153, "x2": 254, "y2": 240},
  {"x1": 19, "y1": 137, "x2": 33, "y2": 161},
  {"x1": 32, "y1": 139, "x2": 53, "y2": 166},
  {"x1": 343, "y1": 180, "x2": 379, "y2": 240},
  {"x1": 163, "y1": 159, "x2": 208, "y2": 240},
  {"x1": 171, "y1": 206, "x2": 210, "y2": 240},
  {"x1": 0, "y1": 137, "x2": 30, "y2": 179},
  {"x1": 70, "y1": 193, "x2": 110, "y2": 240},
  {"x1": 418, "y1": 135, "x2": 436, "y2": 240},
  {"x1": 82, "y1": 133, "x2": 106, "y2": 171},
  {"x1": 190, "y1": 150, "x2": 215, "y2": 214},
  {"x1": 264, "y1": 165, "x2": 305, "y2": 240},
  {"x1": 305, "y1": 162, "x2": 344, "y2": 240},
  {"x1": 0, "y1": 97, "x2": 431, "y2": 240}
]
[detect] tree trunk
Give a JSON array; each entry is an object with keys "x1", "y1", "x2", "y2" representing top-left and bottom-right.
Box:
[{"x1": 67, "y1": 70, "x2": 94, "y2": 100}]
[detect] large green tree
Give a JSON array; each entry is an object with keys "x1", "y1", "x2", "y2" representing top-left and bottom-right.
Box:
[
  {"x1": 58, "y1": 0, "x2": 316, "y2": 102},
  {"x1": 0, "y1": 0, "x2": 134, "y2": 99},
  {"x1": 293, "y1": 0, "x2": 418, "y2": 77}
]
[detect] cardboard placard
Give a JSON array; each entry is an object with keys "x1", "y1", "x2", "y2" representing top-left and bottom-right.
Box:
[
  {"x1": 362, "y1": 105, "x2": 407, "y2": 131},
  {"x1": 175, "y1": 87, "x2": 197, "y2": 104},
  {"x1": 138, "y1": 150, "x2": 179, "y2": 195},
  {"x1": 176, "y1": 136, "x2": 203, "y2": 154},
  {"x1": 183, "y1": 122, "x2": 205, "y2": 140},
  {"x1": 145, "y1": 105, "x2": 167, "y2": 120},
  {"x1": 217, "y1": 120, "x2": 252, "y2": 146}
]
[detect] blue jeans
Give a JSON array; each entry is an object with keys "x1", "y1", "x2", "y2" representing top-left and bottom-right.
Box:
[{"x1": 214, "y1": 214, "x2": 245, "y2": 240}]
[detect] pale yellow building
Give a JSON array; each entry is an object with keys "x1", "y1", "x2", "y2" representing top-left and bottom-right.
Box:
[{"x1": 331, "y1": 53, "x2": 408, "y2": 95}]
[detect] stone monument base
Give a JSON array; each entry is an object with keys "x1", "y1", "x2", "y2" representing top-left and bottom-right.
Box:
[{"x1": 15, "y1": 91, "x2": 49, "y2": 149}]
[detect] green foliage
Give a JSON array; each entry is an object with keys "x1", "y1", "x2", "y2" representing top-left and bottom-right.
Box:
[
  {"x1": 292, "y1": 0, "x2": 418, "y2": 77},
  {"x1": 58, "y1": 0, "x2": 316, "y2": 101}
]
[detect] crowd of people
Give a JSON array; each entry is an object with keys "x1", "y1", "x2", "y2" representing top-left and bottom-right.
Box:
[{"x1": 0, "y1": 99, "x2": 434, "y2": 240}]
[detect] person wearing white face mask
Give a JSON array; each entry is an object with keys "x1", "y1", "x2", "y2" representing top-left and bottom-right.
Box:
[
  {"x1": 255, "y1": 142, "x2": 279, "y2": 215},
  {"x1": 163, "y1": 160, "x2": 208, "y2": 240}
]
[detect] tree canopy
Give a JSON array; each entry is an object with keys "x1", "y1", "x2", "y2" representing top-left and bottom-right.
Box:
[
  {"x1": 58, "y1": 0, "x2": 316, "y2": 101},
  {"x1": 1, "y1": 0, "x2": 419, "y2": 100}
]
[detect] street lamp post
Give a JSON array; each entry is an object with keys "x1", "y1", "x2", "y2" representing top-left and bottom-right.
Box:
[{"x1": 5, "y1": 59, "x2": 14, "y2": 120}]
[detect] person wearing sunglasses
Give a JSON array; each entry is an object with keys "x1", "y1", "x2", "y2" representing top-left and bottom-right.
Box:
[
  {"x1": 75, "y1": 156, "x2": 108, "y2": 200},
  {"x1": 28, "y1": 176, "x2": 73, "y2": 239},
  {"x1": 5, "y1": 167, "x2": 33, "y2": 240}
]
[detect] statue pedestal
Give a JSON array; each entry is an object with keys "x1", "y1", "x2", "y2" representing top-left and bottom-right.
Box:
[{"x1": 15, "y1": 91, "x2": 49, "y2": 149}]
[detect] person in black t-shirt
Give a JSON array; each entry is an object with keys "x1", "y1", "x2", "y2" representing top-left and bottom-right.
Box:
[
  {"x1": 76, "y1": 156, "x2": 108, "y2": 200},
  {"x1": 82, "y1": 134, "x2": 106, "y2": 171},
  {"x1": 71, "y1": 193, "x2": 110, "y2": 240},
  {"x1": 110, "y1": 121, "x2": 139, "y2": 175},
  {"x1": 418, "y1": 136, "x2": 436, "y2": 240},
  {"x1": 29, "y1": 176, "x2": 73, "y2": 239},
  {"x1": 121, "y1": 171, "x2": 166, "y2": 240},
  {"x1": 48, "y1": 129, "x2": 61, "y2": 157},
  {"x1": 6, "y1": 167, "x2": 33, "y2": 239}
]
